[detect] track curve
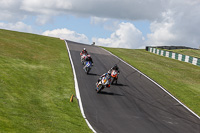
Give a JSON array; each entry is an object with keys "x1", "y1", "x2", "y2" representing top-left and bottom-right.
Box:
[{"x1": 66, "y1": 40, "x2": 200, "y2": 133}]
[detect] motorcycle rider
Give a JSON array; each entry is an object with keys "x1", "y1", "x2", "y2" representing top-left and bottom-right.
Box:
[
  {"x1": 80, "y1": 48, "x2": 88, "y2": 64},
  {"x1": 80, "y1": 48, "x2": 88, "y2": 55},
  {"x1": 109, "y1": 64, "x2": 120, "y2": 74},
  {"x1": 83, "y1": 55, "x2": 93, "y2": 69},
  {"x1": 108, "y1": 64, "x2": 120, "y2": 84},
  {"x1": 97, "y1": 71, "x2": 111, "y2": 88},
  {"x1": 85, "y1": 55, "x2": 93, "y2": 64}
]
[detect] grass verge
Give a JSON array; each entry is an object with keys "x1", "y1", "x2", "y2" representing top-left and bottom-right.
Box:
[
  {"x1": 0, "y1": 29, "x2": 91, "y2": 132},
  {"x1": 168, "y1": 49, "x2": 200, "y2": 58},
  {"x1": 103, "y1": 47, "x2": 200, "y2": 116}
]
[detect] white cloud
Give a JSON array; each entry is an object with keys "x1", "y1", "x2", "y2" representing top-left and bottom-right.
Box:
[
  {"x1": 19, "y1": 0, "x2": 166, "y2": 20},
  {"x1": 0, "y1": 0, "x2": 20, "y2": 9},
  {"x1": 42, "y1": 28, "x2": 90, "y2": 44},
  {"x1": 20, "y1": 0, "x2": 72, "y2": 15},
  {"x1": 0, "y1": 0, "x2": 167, "y2": 24},
  {"x1": 0, "y1": 22, "x2": 33, "y2": 33},
  {"x1": 1, "y1": 0, "x2": 200, "y2": 49},
  {"x1": 146, "y1": 10, "x2": 176, "y2": 46},
  {"x1": 0, "y1": 0, "x2": 26, "y2": 22},
  {"x1": 146, "y1": 0, "x2": 200, "y2": 48},
  {"x1": 90, "y1": 17, "x2": 120, "y2": 31},
  {"x1": 91, "y1": 17, "x2": 109, "y2": 25},
  {"x1": 67, "y1": 0, "x2": 166, "y2": 20},
  {"x1": 35, "y1": 15, "x2": 52, "y2": 25},
  {"x1": 0, "y1": 0, "x2": 72, "y2": 24},
  {"x1": 92, "y1": 22, "x2": 145, "y2": 49}
]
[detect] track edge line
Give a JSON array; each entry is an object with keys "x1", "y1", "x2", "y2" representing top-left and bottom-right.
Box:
[{"x1": 65, "y1": 40, "x2": 97, "y2": 133}]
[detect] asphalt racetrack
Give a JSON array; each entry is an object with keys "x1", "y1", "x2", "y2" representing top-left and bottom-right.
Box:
[{"x1": 66, "y1": 40, "x2": 200, "y2": 133}]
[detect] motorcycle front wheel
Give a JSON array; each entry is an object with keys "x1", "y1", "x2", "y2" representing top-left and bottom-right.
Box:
[
  {"x1": 86, "y1": 67, "x2": 91, "y2": 74},
  {"x1": 97, "y1": 84, "x2": 103, "y2": 93}
]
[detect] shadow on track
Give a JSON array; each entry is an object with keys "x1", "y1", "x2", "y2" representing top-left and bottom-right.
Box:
[
  {"x1": 112, "y1": 83, "x2": 128, "y2": 87},
  {"x1": 87, "y1": 73, "x2": 101, "y2": 76},
  {"x1": 98, "y1": 91, "x2": 123, "y2": 96}
]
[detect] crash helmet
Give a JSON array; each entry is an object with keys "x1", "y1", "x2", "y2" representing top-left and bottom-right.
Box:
[
  {"x1": 114, "y1": 64, "x2": 117, "y2": 67},
  {"x1": 83, "y1": 48, "x2": 86, "y2": 51},
  {"x1": 87, "y1": 55, "x2": 91, "y2": 58}
]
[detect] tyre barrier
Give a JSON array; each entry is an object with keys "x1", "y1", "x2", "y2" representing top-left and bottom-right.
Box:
[{"x1": 147, "y1": 47, "x2": 200, "y2": 66}]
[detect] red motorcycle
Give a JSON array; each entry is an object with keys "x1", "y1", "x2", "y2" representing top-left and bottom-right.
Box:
[{"x1": 111, "y1": 70, "x2": 119, "y2": 84}]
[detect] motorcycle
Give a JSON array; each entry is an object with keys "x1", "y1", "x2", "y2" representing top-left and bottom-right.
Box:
[
  {"x1": 96, "y1": 75, "x2": 111, "y2": 93},
  {"x1": 111, "y1": 70, "x2": 119, "y2": 84},
  {"x1": 80, "y1": 53, "x2": 87, "y2": 65},
  {"x1": 84, "y1": 61, "x2": 92, "y2": 74}
]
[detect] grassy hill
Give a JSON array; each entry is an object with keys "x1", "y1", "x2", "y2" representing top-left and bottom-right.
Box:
[
  {"x1": 168, "y1": 49, "x2": 200, "y2": 58},
  {"x1": 1, "y1": 28, "x2": 199, "y2": 132},
  {"x1": 0, "y1": 29, "x2": 91, "y2": 132},
  {"x1": 103, "y1": 47, "x2": 200, "y2": 116}
]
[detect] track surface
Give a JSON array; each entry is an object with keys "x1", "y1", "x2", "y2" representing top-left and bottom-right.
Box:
[{"x1": 67, "y1": 40, "x2": 200, "y2": 133}]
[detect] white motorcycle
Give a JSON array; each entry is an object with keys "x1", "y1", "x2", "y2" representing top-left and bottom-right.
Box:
[
  {"x1": 80, "y1": 54, "x2": 87, "y2": 65},
  {"x1": 96, "y1": 75, "x2": 111, "y2": 93}
]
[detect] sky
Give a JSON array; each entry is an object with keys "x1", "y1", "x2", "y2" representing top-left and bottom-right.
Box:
[{"x1": 0, "y1": 0, "x2": 200, "y2": 49}]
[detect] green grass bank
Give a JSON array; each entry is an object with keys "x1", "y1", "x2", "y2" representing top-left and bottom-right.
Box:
[
  {"x1": 103, "y1": 47, "x2": 200, "y2": 116},
  {"x1": 0, "y1": 29, "x2": 91, "y2": 132},
  {"x1": 168, "y1": 49, "x2": 200, "y2": 58}
]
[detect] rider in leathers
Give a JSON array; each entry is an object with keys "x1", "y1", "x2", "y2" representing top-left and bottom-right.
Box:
[
  {"x1": 108, "y1": 64, "x2": 120, "y2": 84},
  {"x1": 108, "y1": 64, "x2": 120, "y2": 74},
  {"x1": 85, "y1": 55, "x2": 93, "y2": 64},
  {"x1": 97, "y1": 71, "x2": 111, "y2": 88},
  {"x1": 80, "y1": 48, "x2": 88, "y2": 55},
  {"x1": 83, "y1": 55, "x2": 93, "y2": 69}
]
